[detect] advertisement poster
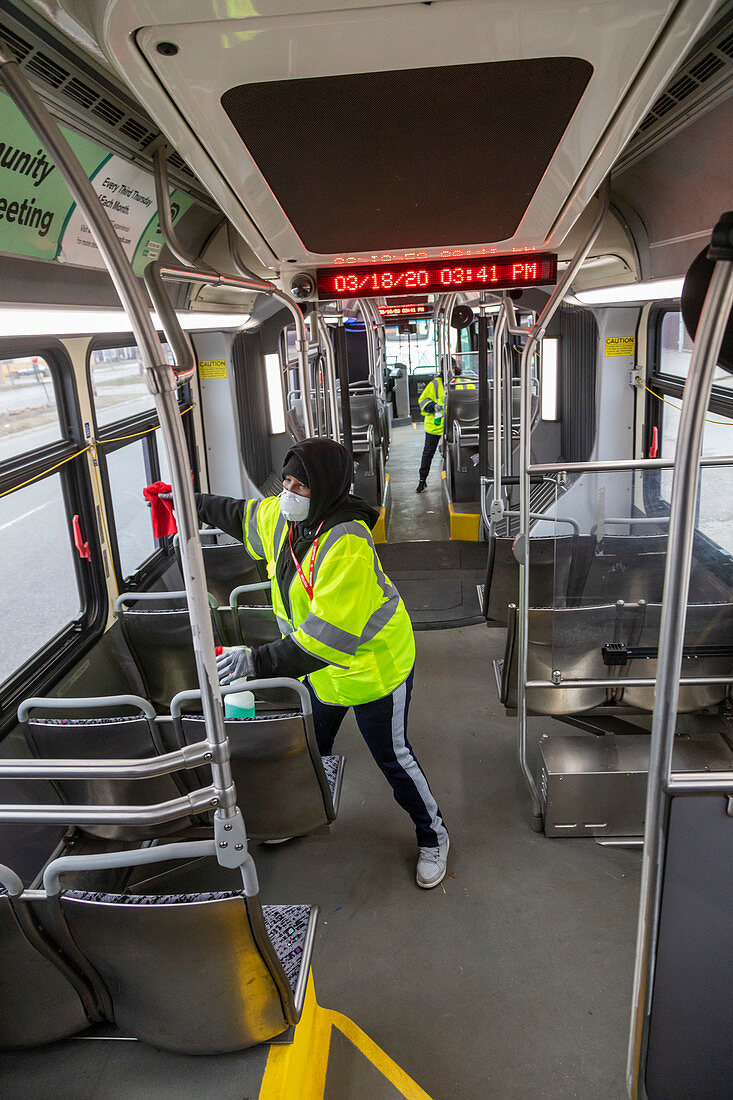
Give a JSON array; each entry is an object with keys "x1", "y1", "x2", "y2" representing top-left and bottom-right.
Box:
[{"x1": 0, "y1": 90, "x2": 193, "y2": 271}]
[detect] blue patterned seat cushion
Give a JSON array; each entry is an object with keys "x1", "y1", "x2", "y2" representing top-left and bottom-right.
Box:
[
  {"x1": 320, "y1": 755, "x2": 340, "y2": 797},
  {"x1": 64, "y1": 890, "x2": 311, "y2": 992}
]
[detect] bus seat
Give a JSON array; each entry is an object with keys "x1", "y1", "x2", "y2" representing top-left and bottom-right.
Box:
[
  {"x1": 577, "y1": 534, "x2": 669, "y2": 605},
  {"x1": 0, "y1": 866, "x2": 93, "y2": 1050},
  {"x1": 502, "y1": 602, "x2": 635, "y2": 714},
  {"x1": 116, "y1": 591, "x2": 224, "y2": 713},
  {"x1": 171, "y1": 679, "x2": 344, "y2": 841},
  {"x1": 41, "y1": 843, "x2": 318, "y2": 1053},
  {"x1": 19, "y1": 696, "x2": 194, "y2": 841},
  {"x1": 621, "y1": 602, "x2": 733, "y2": 712},
  {"x1": 483, "y1": 534, "x2": 584, "y2": 624},
  {"x1": 174, "y1": 529, "x2": 268, "y2": 606},
  {"x1": 228, "y1": 583, "x2": 280, "y2": 647},
  {"x1": 349, "y1": 389, "x2": 385, "y2": 503}
]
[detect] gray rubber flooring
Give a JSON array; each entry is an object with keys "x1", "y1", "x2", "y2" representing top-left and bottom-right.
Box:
[
  {"x1": 387, "y1": 423, "x2": 450, "y2": 543},
  {"x1": 253, "y1": 624, "x2": 642, "y2": 1099}
]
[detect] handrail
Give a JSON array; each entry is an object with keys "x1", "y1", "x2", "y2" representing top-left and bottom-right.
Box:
[
  {"x1": 0, "y1": 785, "x2": 220, "y2": 826},
  {"x1": 146, "y1": 262, "x2": 315, "y2": 438},
  {"x1": 627, "y1": 228, "x2": 733, "y2": 1099},
  {"x1": 316, "y1": 311, "x2": 342, "y2": 442},
  {"x1": 152, "y1": 145, "x2": 217, "y2": 274},
  {"x1": 19, "y1": 694, "x2": 156, "y2": 722},
  {"x1": 43, "y1": 840, "x2": 220, "y2": 896},
  {"x1": 0, "y1": 49, "x2": 251, "y2": 868},
  {"x1": 526, "y1": 675, "x2": 733, "y2": 689},
  {"x1": 517, "y1": 179, "x2": 610, "y2": 830},
  {"x1": 115, "y1": 589, "x2": 218, "y2": 613},
  {"x1": 0, "y1": 739, "x2": 221, "y2": 780},
  {"x1": 529, "y1": 454, "x2": 733, "y2": 475},
  {"x1": 170, "y1": 677, "x2": 312, "y2": 718}
]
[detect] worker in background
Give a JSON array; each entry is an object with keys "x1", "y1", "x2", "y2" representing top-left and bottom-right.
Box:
[
  {"x1": 416, "y1": 358, "x2": 475, "y2": 492},
  {"x1": 192, "y1": 438, "x2": 450, "y2": 889}
]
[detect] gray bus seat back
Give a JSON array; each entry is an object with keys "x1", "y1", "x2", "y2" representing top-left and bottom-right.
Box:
[
  {"x1": 119, "y1": 608, "x2": 221, "y2": 711},
  {"x1": 445, "y1": 387, "x2": 479, "y2": 437},
  {"x1": 179, "y1": 714, "x2": 336, "y2": 839},
  {"x1": 485, "y1": 535, "x2": 578, "y2": 624},
  {"x1": 178, "y1": 540, "x2": 262, "y2": 606},
  {"x1": 58, "y1": 891, "x2": 310, "y2": 1052},
  {"x1": 504, "y1": 604, "x2": 619, "y2": 713},
  {"x1": 623, "y1": 602, "x2": 733, "y2": 712},
  {"x1": 579, "y1": 534, "x2": 669, "y2": 605},
  {"x1": 0, "y1": 893, "x2": 89, "y2": 1049},
  {"x1": 234, "y1": 605, "x2": 282, "y2": 648},
  {"x1": 349, "y1": 392, "x2": 382, "y2": 445},
  {"x1": 23, "y1": 716, "x2": 189, "y2": 840}
]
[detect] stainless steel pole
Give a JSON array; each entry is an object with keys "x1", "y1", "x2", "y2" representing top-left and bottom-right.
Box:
[
  {"x1": 627, "y1": 254, "x2": 733, "y2": 1099},
  {"x1": 517, "y1": 182, "x2": 609, "y2": 829},
  {"x1": 0, "y1": 52, "x2": 251, "y2": 866},
  {"x1": 317, "y1": 312, "x2": 342, "y2": 442}
]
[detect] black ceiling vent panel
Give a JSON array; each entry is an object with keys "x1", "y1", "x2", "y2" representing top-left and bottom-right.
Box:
[
  {"x1": 0, "y1": 25, "x2": 33, "y2": 62},
  {"x1": 222, "y1": 57, "x2": 593, "y2": 253}
]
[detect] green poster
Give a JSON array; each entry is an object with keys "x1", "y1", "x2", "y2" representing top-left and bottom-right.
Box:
[
  {"x1": 0, "y1": 90, "x2": 197, "y2": 270},
  {"x1": 131, "y1": 190, "x2": 195, "y2": 274},
  {"x1": 0, "y1": 90, "x2": 107, "y2": 261}
]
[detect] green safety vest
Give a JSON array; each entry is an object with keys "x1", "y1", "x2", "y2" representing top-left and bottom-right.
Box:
[
  {"x1": 243, "y1": 496, "x2": 415, "y2": 706},
  {"x1": 419, "y1": 376, "x2": 476, "y2": 433}
]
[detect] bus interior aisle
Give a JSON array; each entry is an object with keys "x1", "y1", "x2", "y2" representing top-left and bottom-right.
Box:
[
  {"x1": 0, "y1": 624, "x2": 641, "y2": 1100},
  {"x1": 2, "y1": 1, "x2": 733, "y2": 1098}
]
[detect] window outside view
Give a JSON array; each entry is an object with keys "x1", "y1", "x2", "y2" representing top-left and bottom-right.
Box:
[{"x1": 659, "y1": 312, "x2": 733, "y2": 554}]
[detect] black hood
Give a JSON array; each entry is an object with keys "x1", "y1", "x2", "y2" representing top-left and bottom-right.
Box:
[
  {"x1": 276, "y1": 438, "x2": 380, "y2": 618},
  {"x1": 281, "y1": 437, "x2": 379, "y2": 532}
]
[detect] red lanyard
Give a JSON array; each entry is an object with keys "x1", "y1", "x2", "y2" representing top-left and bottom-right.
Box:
[{"x1": 288, "y1": 520, "x2": 324, "y2": 600}]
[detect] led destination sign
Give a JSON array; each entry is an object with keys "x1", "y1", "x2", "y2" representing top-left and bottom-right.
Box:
[
  {"x1": 380, "y1": 297, "x2": 431, "y2": 318},
  {"x1": 317, "y1": 254, "x2": 557, "y2": 299}
]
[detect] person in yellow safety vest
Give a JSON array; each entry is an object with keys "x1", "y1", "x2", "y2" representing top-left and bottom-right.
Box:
[
  {"x1": 195, "y1": 438, "x2": 450, "y2": 889},
  {"x1": 416, "y1": 360, "x2": 476, "y2": 492}
]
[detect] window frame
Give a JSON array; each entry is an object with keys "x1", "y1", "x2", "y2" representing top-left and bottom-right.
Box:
[
  {"x1": 0, "y1": 336, "x2": 107, "y2": 735},
  {"x1": 85, "y1": 334, "x2": 198, "y2": 591}
]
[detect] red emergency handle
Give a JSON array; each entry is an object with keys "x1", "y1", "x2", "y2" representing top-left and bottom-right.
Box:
[
  {"x1": 649, "y1": 425, "x2": 659, "y2": 459},
  {"x1": 72, "y1": 515, "x2": 91, "y2": 560}
]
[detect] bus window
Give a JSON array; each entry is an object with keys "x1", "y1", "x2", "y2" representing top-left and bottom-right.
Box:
[
  {"x1": 88, "y1": 338, "x2": 195, "y2": 585},
  {"x1": 0, "y1": 339, "x2": 104, "y2": 713},
  {"x1": 0, "y1": 473, "x2": 82, "y2": 684},
  {"x1": 90, "y1": 342, "x2": 176, "y2": 427},
  {"x1": 0, "y1": 354, "x2": 62, "y2": 462},
  {"x1": 651, "y1": 309, "x2": 733, "y2": 554}
]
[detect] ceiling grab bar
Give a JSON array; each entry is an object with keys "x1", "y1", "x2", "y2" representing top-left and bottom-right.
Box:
[
  {"x1": 627, "y1": 216, "x2": 733, "y2": 1100},
  {"x1": 517, "y1": 179, "x2": 610, "y2": 831},
  {"x1": 152, "y1": 144, "x2": 218, "y2": 274},
  {"x1": 0, "y1": 48, "x2": 252, "y2": 872},
  {"x1": 228, "y1": 223, "x2": 315, "y2": 437}
]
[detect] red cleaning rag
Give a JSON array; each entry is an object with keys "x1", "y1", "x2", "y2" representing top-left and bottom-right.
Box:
[{"x1": 142, "y1": 481, "x2": 177, "y2": 538}]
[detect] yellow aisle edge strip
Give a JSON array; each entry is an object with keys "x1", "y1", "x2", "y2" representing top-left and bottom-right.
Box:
[
  {"x1": 373, "y1": 473, "x2": 390, "y2": 544},
  {"x1": 259, "y1": 974, "x2": 433, "y2": 1099}
]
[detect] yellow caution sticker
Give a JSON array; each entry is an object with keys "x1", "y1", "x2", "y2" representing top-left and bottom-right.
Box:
[
  {"x1": 605, "y1": 337, "x2": 635, "y2": 357},
  {"x1": 198, "y1": 358, "x2": 227, "y2": 379}
]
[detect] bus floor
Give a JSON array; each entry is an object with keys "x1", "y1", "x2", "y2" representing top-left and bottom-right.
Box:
[
  {"x1": 385, "y1": 423, "x2": 449, "y2": 543},
  {"x1": 1, "y1": 623, "x2": 641, "y2": 1099}
]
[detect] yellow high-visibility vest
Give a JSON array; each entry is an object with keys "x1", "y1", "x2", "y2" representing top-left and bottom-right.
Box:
[
  {"x1": 243, "y1": 496, "x2": 415, "y2": 705},
  {"x1": 418, "y1": 375, "x2": 445, "y2": 435}
]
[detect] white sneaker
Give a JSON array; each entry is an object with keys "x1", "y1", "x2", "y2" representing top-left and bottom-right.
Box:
[
  {"x1": 416, "y1": 837, "x2": 450, "y2": 889},
  {"x1": 261, "y1": 837, "x2": 294, "y2": 845}
]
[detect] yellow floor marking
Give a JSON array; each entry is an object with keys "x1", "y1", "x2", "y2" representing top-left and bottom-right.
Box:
[
  {"x1": 259, "y1": 975, "x2": 331, "y2": 1099},
  {"x1": 322, "y1": 1007, "x2": 434, "y2": 1099},
  {"x1": 259, "y1": 975, "x2": 434, "y2": 1099}
]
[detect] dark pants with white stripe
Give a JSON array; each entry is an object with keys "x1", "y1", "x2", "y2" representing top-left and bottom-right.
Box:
[
  {"x1": 307, "y1": 668, "x2": 448, "y2": 849},
  {"x1": 418, "y1": 431, "x2": 441, "y2": 482}
]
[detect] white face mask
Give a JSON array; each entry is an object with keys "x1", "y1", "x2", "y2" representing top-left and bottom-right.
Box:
[{"x1": 280, "y1": 488, "x2": 310, "y2": 523}]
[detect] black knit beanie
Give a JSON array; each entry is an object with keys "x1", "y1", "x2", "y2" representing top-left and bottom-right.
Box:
[{"x1": 281, "y1": 452, "x2": 309, "y2": 487}]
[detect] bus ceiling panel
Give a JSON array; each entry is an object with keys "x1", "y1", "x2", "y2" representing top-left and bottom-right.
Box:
[{"x1": 68, "y1": 0, "x2": 719, "y2": 268}]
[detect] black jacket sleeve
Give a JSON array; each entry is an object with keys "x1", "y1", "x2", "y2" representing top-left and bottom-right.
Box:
[
  {"x1": 252, "y1": 636, "x2": 327, "y2": 680},
  {"x1": 421, "y1": 400, "x2": 436, "y2": 413},
  {"x1": 195, "y1": 493, "x2": 246, "y2": 542}
]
